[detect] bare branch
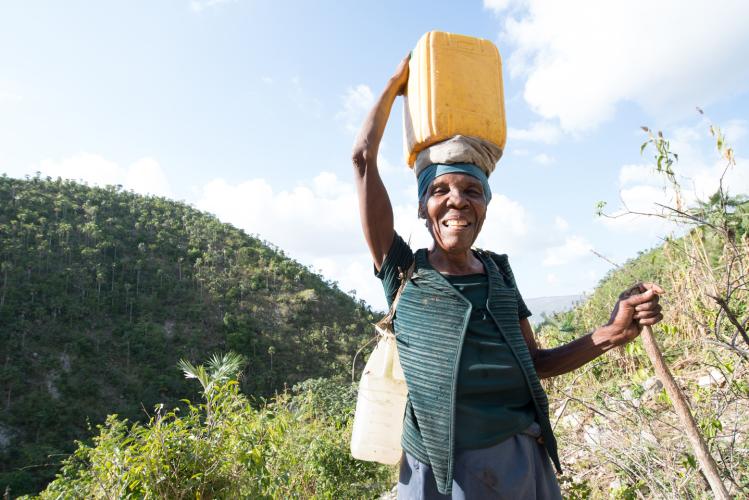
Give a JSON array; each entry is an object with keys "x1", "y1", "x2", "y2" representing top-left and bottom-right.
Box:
[{"x1": 707, "y1": 294, "x2": 749, "y2": 348}]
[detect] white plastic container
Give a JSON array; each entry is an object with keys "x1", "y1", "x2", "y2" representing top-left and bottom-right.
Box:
[{"x1": 350, "y1": 333, "x2": 408, "y2": 464}]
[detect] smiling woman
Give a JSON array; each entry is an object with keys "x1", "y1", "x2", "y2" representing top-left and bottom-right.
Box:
[{"x1": 351, "y1": 54, "x2": 664, "y2": 500}]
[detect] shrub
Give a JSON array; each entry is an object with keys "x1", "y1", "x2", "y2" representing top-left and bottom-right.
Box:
[{"x1": 31, "y1": 355, "x2": 393, "y2": 499}]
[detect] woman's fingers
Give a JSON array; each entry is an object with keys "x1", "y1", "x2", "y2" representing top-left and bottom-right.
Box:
[
  {"x1": 633, "y1": 298, "x2": 663, "y2": 325},
  {"x1": 635, "y1": 301, "x2": 660, "y2": 312},
  {"x1": 393, "y1": 53, "x2": 411, "y2": 95},
  {"x1": 637, "y1": 313, "x2": 664, "y2": 326},
  {"x1": 634, "y1": 309, "x2": 661, "y2": 320},
  {"x1": 634, "y1": 303, "x2": 661, "y2": 317},
  {"x1": 641, "y1": 282, "x2": 665, "y2": 295}
]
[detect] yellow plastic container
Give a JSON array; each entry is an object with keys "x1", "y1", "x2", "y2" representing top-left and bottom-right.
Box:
[
  {"x1": 403, "y1": 31, "x2": 507, "y2": 167},
  {"x1": 350, "y1": 333, "x2": 408, "y2": 465}
]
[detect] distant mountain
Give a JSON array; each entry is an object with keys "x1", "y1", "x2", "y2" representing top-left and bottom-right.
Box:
[
  {"x1": 525, "y1": 294, "x2": 586, "y2": 325},
  {"x1": 0, "y1": 175, "x2": 376, "y2": 494}
]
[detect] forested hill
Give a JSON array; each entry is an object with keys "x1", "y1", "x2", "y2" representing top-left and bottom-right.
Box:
[{"x1": 0, "y1": 174, "x2": 376, "y2": 493}]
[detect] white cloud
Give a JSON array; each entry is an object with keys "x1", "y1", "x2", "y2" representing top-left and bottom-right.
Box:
[
  {"x1": 34, "y1": 153, "x2": 172, "y2": 198},
  {"x1": 261, "y1": 76, "x2": 273, "y2": 85},
  {"x1": 311, "y1": 253, "x2": 384, "y2": 307},
  {"x1": 690, "y1": 156, "x2": 749, "y2": 201},
  {"x1": 722, "y1": 119, "x2": 748, "y2": 145},
  {"x1": 336, "y1": 84, "x2": 374, "y2": 134},
  {"x1": 546, "y1": 272, "x2": 558, "y2": 285},
  {"x1": 126, "y1": 158, "x2": 173, "y2": 198},
  {"x1": 597, "y1": 180, "x2": 681, "y2": 237},
  {"x1": 542, "y1": 235, "x2": 592, "y2": 267},
  {"x1": 532, "y1": 153, "x2": 554, "y2": 165},
  {"x1": 197, "y1": 172, "x2": 361, "y2": 256},
  {"x1": 484, "y1": 0, "x2": 524, "y2": 13},
  {"x1": 491, "y1": 0, "x2": 749, "y2": 132},
  {"x1": 475, "y1": 194, "x2": 532, "y2": 254},
  {"x1": 554, "y1": 216, "x2": 569, "y2": 231},
  {"x1": 190, "y1": 0, "x2": 236, "y2": 12},
  {"x1": 508, "y1": 121, "x2": 561, "y2": 144},
  {"x1": 619, "y1": 164, "x2": 658, "y2": 187}
]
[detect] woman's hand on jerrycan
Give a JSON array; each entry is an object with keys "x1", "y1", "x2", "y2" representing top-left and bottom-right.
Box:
[
  {"x1": 605, "y1": 282, "x2": 665, "y2": 346},
  {"x1": 391, "y1": 54, "x2": 410, "y2": 96}
]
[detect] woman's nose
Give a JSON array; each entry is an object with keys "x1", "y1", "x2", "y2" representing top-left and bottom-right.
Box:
[{"x1": 446, "y1": 188, "x2": 468, "y2": 208}]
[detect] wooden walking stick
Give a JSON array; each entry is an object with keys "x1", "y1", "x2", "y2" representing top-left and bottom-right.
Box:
[{"x1": 639, "y1": 325, "x2": 730, "y2": 499}]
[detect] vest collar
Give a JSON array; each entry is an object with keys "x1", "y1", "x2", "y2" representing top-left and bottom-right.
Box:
[{"x1": 413, "y1": 248, "x2": 508, "y2": 289}]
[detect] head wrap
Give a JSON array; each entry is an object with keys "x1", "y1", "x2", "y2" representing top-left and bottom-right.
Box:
[{"x1": 417, "y1": 163, "x2": 492, "y2": 209}]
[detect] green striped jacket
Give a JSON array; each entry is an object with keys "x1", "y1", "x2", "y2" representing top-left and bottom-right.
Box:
[{"x1": 381, "y1": 240, "x2": 562, "y2": 495}]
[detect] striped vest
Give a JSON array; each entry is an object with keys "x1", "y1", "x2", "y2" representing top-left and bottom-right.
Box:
[{"x1": 394, "y1": 248, "x2": 561, "y2": 495}]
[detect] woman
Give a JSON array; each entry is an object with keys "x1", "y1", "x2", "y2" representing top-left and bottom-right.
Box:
[{"x1": 352, "y1": 55, "x2": 664, "y2": 499}]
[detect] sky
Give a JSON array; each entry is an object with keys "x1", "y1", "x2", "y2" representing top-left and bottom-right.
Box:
[{"x1": 1, "y1": 1, "x2": 748, "y2": 312}]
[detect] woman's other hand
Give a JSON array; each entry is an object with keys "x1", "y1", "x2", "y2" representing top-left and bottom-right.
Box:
[{"x1": 604, "y1": 282, "x2": 665, "y2": 346}]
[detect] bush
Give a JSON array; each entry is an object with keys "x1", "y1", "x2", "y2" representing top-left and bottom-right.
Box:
[{"x1": 30, "y1": 355, "x2": 393, "y2": 499}]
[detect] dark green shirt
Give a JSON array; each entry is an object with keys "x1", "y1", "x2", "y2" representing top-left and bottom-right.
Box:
[{"x1": 446, "y1": 273, "x2": 535, "y2": 450}]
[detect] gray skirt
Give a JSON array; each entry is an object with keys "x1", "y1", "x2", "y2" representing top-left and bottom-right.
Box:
[{"x1": 397, "y1": 423, "x2": 562, "y2": 500}]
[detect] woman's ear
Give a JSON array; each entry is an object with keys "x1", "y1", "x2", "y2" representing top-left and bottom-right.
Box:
[{"x1": 417, "y1": 200, "x2": 426, "y2": 219}]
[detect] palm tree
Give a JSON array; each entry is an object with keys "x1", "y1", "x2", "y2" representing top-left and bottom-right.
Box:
[
  {"x1": 178, "y1": 352, "x2": 246, "y2": 426},
  {"x1": 178, "y1": 352, "x2": 246, "y2": 396}
]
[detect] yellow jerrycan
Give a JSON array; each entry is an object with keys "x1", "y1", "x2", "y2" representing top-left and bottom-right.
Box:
[
  {"x1": 350, "y1": 332, "x2": 408, "y2": 464},
  {"x1": 403, "y1": 30, "x2": 507, "y2": 167}
]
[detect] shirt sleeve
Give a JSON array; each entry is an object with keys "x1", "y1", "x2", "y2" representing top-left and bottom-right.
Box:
[
  {"x1": 374, "y1": 232, "x2": 415, "y2": 309},
  {"x1": 516, "y1": 287, "x2": 532, "y2": 320},
  {"x1": 490, "y1": 251, "x2": 532, "y2": 320}
]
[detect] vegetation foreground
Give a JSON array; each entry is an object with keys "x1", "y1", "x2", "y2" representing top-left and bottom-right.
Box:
[{"x1": 32, "y1": 356, "x2": 392, "y2": 499}]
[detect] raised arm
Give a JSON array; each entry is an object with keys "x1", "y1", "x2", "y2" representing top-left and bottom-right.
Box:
[
  {"x1": 521, "y1": 283, "x2": 664, "y2": 378},
  {"x1": 352, "y1": 55, "x2": 409, "y2": 271}
]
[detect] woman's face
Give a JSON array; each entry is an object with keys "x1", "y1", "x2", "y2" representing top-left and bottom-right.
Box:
[{"x1": 420, "y1": 173, "x2": 488, "y2": 254}]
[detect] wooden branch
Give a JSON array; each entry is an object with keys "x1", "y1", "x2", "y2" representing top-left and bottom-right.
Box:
[{"x1": 640, "y1": 326, "x2": 730, "y2": 499}]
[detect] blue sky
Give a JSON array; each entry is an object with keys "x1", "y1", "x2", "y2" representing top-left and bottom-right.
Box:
[{"x1": 2, "y1": 1, "x2": 748, "y2": 311}]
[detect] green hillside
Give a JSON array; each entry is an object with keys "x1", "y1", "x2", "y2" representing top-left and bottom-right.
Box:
[{"x1": 0, "y1": 175, "x2": 376, "y2": 494}]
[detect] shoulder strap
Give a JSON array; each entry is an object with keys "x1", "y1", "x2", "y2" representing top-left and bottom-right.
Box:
[
  {"x1": 375, "y1": 260, "x2": 415, "y2": 330},
  {"x1": 351, "y1": 261, "x2": 415, "y2": 381}
]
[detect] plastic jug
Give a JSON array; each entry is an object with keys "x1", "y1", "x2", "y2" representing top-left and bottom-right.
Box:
[
  {"x1": 350, "y1": 333, "x2": 408, "y2": 464},
  {"x1": 403, "y1": 30, "x2": 507, "y2": 167}
]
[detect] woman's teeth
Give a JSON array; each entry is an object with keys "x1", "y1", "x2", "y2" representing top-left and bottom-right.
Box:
[{"x1": 444, "y1": 220, "x2": 468, "y2": 227}]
